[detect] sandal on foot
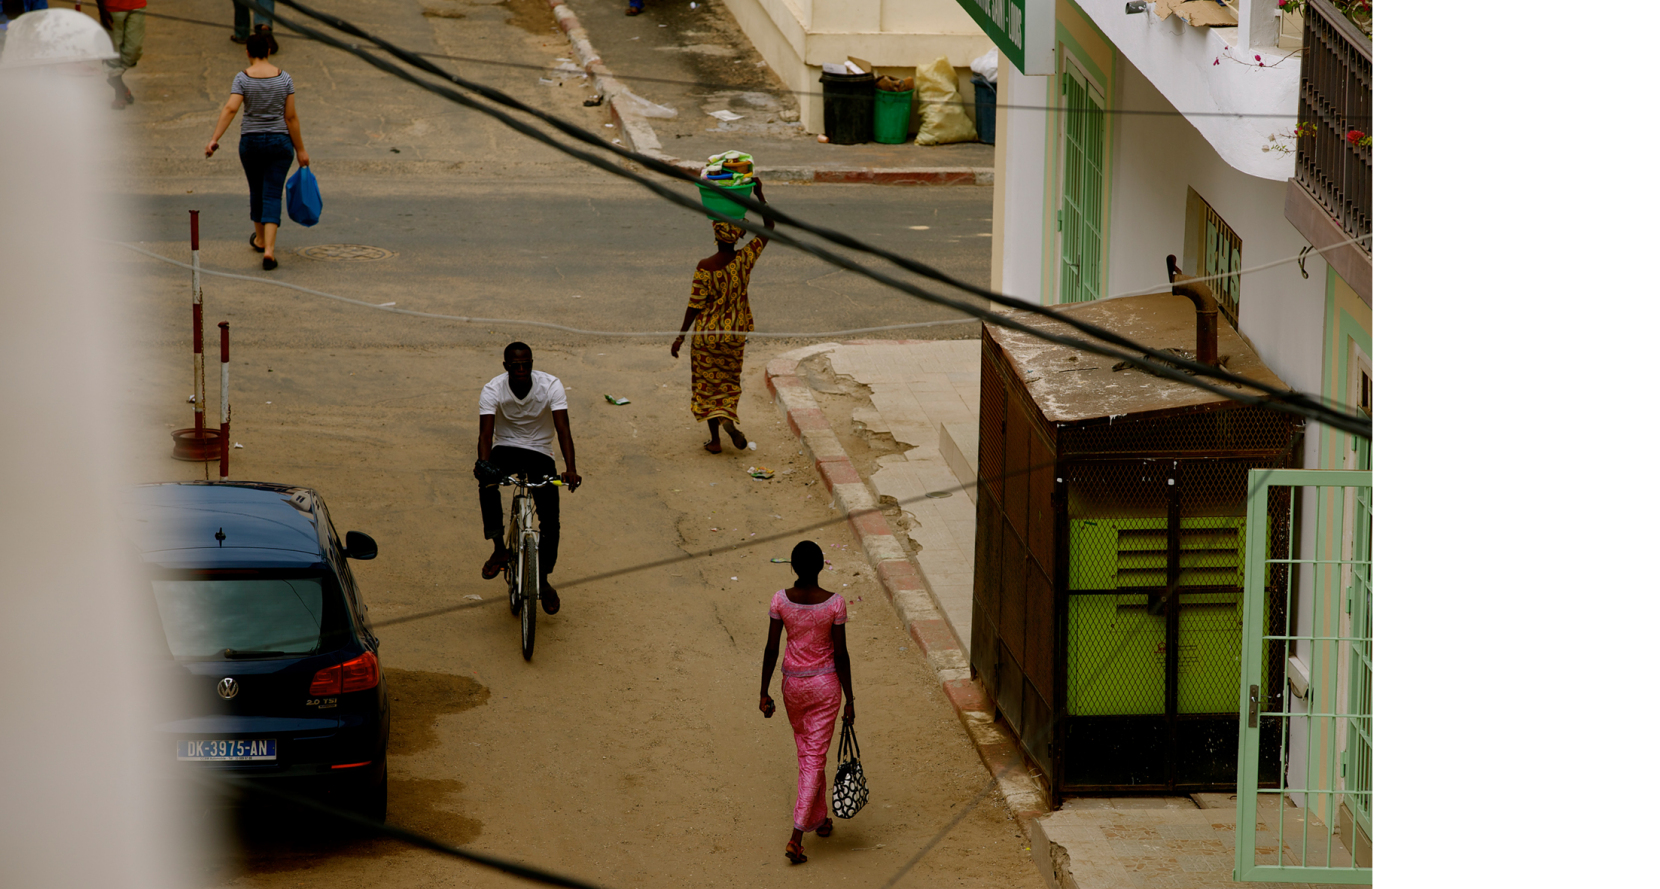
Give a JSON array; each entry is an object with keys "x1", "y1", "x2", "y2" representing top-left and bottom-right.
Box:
[
  {"x1": 724, "y1": 423, "x2": 748, "y2": 450},
  {"x1": 539, "y1": 582, "x2": 561, "y2": 615},
  {"x1": 785, "y1": 841, "x2": 807, "y2": 864},
  {"x1": 482, "y1": 551, "x2": 511, "y2": 580},
  {"x1": 249, "y1": 233, "x2": 262, "y2": 251},
  {"x1": 703, "y1": 440, "x2": 722, "y2": 454},
  {"x1": 624, "y1": 5, "x2": 643, "y2": 14},
  {"x1": 263, "y1": 256, "x2": 278, "y2": 271},
  {"x1": 815, "y1": 817, "x2": 833, "y2": 837}
]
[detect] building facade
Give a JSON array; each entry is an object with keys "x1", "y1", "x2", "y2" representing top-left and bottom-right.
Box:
[{"x1": 964, "y1": 0, "x2": 1372, "y2": 851}]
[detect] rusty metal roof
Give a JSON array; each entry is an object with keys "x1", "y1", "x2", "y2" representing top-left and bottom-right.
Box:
[{"x1": 985, "y1": 294, "x2": 1289, "y2": 424}]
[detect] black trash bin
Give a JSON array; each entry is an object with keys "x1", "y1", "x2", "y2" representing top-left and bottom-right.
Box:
[
  {"x1": 971, "y1": 75, "x2": 996, "y2": 144},
  {"x1": 819, "y1": 70, "x2": 875, "y2": 145}
]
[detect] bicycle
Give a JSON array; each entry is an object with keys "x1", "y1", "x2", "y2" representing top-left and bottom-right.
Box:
[{"x1": 495, "y1": 472, "x2": 563, "y2": 661}]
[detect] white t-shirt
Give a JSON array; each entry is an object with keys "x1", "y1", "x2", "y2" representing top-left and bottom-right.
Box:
[{"x1": 479, "y1": 370, "x2": 568, "y2": 455}]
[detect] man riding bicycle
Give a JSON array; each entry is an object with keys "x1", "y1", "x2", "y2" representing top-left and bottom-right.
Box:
[{"x1": 475, "y1": 341, "x2": 580, "y2": 615}]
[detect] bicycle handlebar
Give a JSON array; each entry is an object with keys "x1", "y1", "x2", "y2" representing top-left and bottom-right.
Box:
[{"x1": 497, "y1": 474, "x2": 563, "y2": 488}]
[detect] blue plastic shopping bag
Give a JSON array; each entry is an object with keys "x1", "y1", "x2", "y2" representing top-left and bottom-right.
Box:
[{"x1": 285, "y1": 166, "x2": 322, "y2": 227}]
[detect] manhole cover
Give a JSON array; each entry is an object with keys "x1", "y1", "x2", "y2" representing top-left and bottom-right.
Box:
[{"x1": 299, "y1": 244, "x2": 395, "y2": 262}]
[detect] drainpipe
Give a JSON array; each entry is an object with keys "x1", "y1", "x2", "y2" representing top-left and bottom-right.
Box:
[{"x1": 1165, "y1": 255, "x2": 1219, "y2": 368}]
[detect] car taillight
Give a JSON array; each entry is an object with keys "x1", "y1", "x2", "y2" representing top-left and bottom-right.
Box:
[
  {"x1": 309, "y1": 651, "x2": 379, "y2": 695},
  {"x1": 340, "y1": 651, "x2": 379, "y2": 693}
]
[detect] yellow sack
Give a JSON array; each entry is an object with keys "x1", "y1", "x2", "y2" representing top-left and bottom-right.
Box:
[{"x1": 914, "y1": 56, "x2": 977, "y2": 146}]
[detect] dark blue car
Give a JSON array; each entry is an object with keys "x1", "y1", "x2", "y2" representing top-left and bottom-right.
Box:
[{"x1": 130, "y1": 482, "x2": 390, "y2": 821}]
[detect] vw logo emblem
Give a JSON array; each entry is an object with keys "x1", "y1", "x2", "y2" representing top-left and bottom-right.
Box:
[{"x1": 217, "y1": 677, "x2": 240, "y2": 700}]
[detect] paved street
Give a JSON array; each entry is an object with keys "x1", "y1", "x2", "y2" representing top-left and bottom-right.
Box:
[{"x1": 104, "y1": 0, "x2": 1036, "y2": 886}]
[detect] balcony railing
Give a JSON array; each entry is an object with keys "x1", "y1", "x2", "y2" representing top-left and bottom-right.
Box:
[{"x1": 1294, "y1": 0, "x2": 1371, "y2": 256}]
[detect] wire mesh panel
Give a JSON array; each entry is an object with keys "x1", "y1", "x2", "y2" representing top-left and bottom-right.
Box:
[
  {"x1": 1236, "y1": 469, "x2": 1372, "y2": 884},
  {"x1": 1060, "y1": 452, "x2": 1291, "y2": 793},
  {"x1": 973, "y1": 333, "x2": 1061, "y2": 795}
]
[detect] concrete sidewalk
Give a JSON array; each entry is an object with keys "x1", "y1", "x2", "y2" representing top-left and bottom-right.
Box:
[
  {"x1": 551, "y1": 0, "x2": 994, "y2": 183},
  {"x1": 766, "y1": 340, "x2": 1370, "y2": 889}
]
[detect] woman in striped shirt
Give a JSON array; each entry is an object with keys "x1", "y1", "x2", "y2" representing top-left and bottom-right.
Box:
[{"x1": 204, "y1": 32, "x2": 310, "y2": 271}]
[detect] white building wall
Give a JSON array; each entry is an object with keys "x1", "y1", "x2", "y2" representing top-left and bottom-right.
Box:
[
  {"x1": 1104, "y1": 53, "x2": 1325, "y2": 399},
  {"x1": 722, "y1": 0, "x2": 993, "y2": 132},
  {"x1": 992, "y1": 52, "x2": 1050, "y2": 305},
  {"x1": 1075, "y1": 0, "x2": 1299, "y2": 180}
]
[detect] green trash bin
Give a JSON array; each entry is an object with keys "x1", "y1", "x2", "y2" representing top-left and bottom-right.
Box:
[{"x1": 872, "y1": 88, "x2": 913, "y2": 144}]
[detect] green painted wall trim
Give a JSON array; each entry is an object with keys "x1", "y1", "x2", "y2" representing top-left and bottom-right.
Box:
[
  {"x1": 1318, "y1": 266, "x2": 1372, "y2": 472},
  {"x1": 1046, "y1": 0, "x2": 1117, "y2": 306}
]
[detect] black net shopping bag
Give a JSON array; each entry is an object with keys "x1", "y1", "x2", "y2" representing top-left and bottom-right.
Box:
[{"x1": 831, "y1": 719, "x2": 868, "y2": 818}]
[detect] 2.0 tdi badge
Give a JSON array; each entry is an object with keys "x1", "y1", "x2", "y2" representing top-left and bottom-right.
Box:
[{"x1": 217, "y1": 677, "x2": 240, "y2": 700}]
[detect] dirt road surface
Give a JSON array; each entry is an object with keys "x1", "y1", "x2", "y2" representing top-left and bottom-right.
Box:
[{"x1": 109, "y1": 1, "x2": 1039, "y2": 887}]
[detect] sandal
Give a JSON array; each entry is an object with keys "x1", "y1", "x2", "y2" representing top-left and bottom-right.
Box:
[
  {"x1": 703, "y1": 440, "x2": 722, "y2": 454},
  {"x1": 722, "y1": 419, "x2": 748, "y2": 450},
  {"x1": 482, "y1": 551, "x2": 511, "y2": 580},
  {"x1": 784, "y1": 840, "x2": 807, "y2": 864},
  {"x1": 249, "y1": 232, "x2": 262, "y2": 251},
  {"x1": 815, "y1": 817, "x2": 833, "y2": 837},
  {"x1": 624, "y1": 5, "x2": 643, "y2": 14},
  {"x1": 263, "y1": 256, "x2": 278, "y2": 271}
]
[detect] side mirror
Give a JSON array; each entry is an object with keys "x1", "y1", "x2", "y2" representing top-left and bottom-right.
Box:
[{"x1": 345, "y1": 531, "x2": 378, "y2": 561}]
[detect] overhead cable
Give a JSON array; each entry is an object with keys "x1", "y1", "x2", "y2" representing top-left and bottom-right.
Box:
[
  {"x1": 265, "y1": 0, "x2": 1369, "y2": 438},
  {"x1": 110, "y1": 235, "x2": 1359, "y2": 342},
  {"x1": 110, "y1": 4, "x2": 1361, "y2": 121},
  {"x1": 225, "y1": 0, "x2": 1368, "y2": 438}
]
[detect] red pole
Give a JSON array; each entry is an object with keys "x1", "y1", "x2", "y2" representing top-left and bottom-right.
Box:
[
  {"x1": 219, "y1": 323, "x2": 231, "y2": 478},
  {"x1": 191, "y1": 211, "x2": 204, "y2": 433}
]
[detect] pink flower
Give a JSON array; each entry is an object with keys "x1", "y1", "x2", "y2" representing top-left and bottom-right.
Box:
[
  {"x1": 1255, "y1": 54, "x2": 1262, "y2": 61},
  {"x1": 1214, "y1": 57, "x2": 1220, "y2": 66}
]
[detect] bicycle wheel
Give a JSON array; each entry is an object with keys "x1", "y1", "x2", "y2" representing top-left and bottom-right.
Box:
[
  {"x1": 519, "y1": 532, "x2": 537, "y2": 660},
  {"x1": 507, "y1": 552, "x2": 523, "y2": 617},
  {"x1": 506, "y1": 498, "x2": 523, "y2": 616}
]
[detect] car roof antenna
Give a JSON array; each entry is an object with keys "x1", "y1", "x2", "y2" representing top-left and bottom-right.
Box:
[{"x1": 215, "y1": 527, "x2": 226, "y2": 547}]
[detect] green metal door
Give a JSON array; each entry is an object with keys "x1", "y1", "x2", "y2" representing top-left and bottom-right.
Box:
[
  {"x1": 1058, "y1": 66, "x2": 1103, "y2": 304},
  {"x1": 1236, "y1": 469, "x2": 1372, "y2": 883}
]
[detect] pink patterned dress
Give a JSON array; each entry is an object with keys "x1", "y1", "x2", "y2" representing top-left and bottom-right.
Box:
[{"x1": 769, "y1": 589, "x2": 848, "y2": 832}]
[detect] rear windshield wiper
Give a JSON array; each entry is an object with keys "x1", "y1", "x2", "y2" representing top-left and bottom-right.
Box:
[{"x1": 222, "y1": 648, "x2": 294, "y2": 659}]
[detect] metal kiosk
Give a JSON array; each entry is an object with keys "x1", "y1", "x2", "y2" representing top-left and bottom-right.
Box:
[{"x1": 972, "y1": 276, "x2": 1299, "y2": 803}]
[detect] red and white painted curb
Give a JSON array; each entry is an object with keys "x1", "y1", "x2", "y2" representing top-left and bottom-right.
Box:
[
  {"x1": 765, "y1": 343, "x2": 1048, "y2": 825},
  {"x1": 548, "y1": 3, "x2": 991, "y2": 186}
]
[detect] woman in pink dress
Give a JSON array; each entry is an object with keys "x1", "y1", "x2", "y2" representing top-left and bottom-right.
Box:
[{"x1": 759, "y1": 540, "x2": 855, "y2": 865}]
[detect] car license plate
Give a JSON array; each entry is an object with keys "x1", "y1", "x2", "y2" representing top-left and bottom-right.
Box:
[{"x1": 177, "y1": 739, "x2": 277, "y2": 761}]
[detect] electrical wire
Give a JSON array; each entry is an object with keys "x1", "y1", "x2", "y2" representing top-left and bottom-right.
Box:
[
  {"x1": 112, "y1": 240, "x2": 977, "y2": 338},
  {"x1": 80, "y1": 4, "x2": 1360, "y2": 121},
  {"x1": 198, "y1": 772, "x2": 612, "y2": 888},
  {"x1": 269, "y1": 0, "x2": 1364, "y2": 433},
  {"x1": 222, "y1": 0, "x2": 1370, "y2": 439},
  {"x1": 108, "y1": 233, "x2": 1363, "y2": 342}
]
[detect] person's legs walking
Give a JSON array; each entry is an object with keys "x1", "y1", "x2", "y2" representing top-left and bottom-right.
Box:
[
  {"x1": 103, "y1": 10, "x2": 136, "y2": 108},
  {"x1": 232, "y1": 0, "x2": 251, "y2": 40},
  {"x1": 255, "y1": 134, "x2": 292, "y2": 266},
  {"x1": 239, "y1": 134, "x2": 266, "y2": 238},
  {"x1": 783, "y1": 672, "x2": 840, "y2": 856}
]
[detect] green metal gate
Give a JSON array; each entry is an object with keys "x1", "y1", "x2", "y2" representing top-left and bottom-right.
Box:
[{"x1": 1235, "y1": 469, "x2": 1372, "y2": 883}]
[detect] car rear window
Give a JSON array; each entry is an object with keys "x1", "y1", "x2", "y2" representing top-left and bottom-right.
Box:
[{"x1": 151, "y1": 573, "x2": 344, "y2": 659}]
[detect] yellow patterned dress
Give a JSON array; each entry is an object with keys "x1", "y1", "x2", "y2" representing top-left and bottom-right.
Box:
[{"x1": 688, "y1": 236, "x2": 766, "y2": 422}]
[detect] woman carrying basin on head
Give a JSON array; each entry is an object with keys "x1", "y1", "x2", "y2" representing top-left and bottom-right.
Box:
[
  {"x1": 758, "y1": 540, "x2": 854, "y2": 865},
  {"x1": 669, "y1": 180, "x2": 775, "y2": 453}
]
